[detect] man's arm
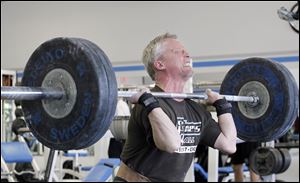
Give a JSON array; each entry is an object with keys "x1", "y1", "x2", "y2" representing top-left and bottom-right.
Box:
[
  {"x1": 205, "y1": 89, "x2": 237, "y2": 154},
  {"x1": 130, "y1": 90, "x2": 181, "y2": 153},
  {"x1": 214, "y1": 113, "x2": 237, "y2": 154},
  {"x1": 147, "y1": 108, "x2": 181, "y2": 153}
]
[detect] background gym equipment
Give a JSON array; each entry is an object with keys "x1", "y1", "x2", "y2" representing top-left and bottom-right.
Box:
[
  {"x1": 109, "y1": 116, "x2": 130, "y2": 140},
  {"x1": 278, "y1": 2, "x2": 299, "y2": 33},
  {"x1": 1, "y1": 37, "x2": 299, "y2": 150},
  {"x1": 249, "y1": 147, "x2": 292, "y2": 176}
]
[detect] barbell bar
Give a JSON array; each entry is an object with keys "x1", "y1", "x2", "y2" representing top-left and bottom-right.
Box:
[
  {"x1": 0, "y1": 37, "x2": 298, "y2": 151},
  {"x1": 1, "y1": 86, "x2": 64, "y2": 100},
  {"x1": 118, "y1": 91, "x2": 259, "y2": 102},
  {"x1": 1, "y1": 86, "x2": 260, "y2": 103}
]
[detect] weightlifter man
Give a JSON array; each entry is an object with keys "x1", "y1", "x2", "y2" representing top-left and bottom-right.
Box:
[{"x1": 114, "y1": 33, "x2": 237, "y2": 182}]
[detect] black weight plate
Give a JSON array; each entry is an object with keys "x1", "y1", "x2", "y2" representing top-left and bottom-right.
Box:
[
  {"x1": 109, "y1": 116, "x2": 130, "y2": 139},
  {"x1": 249, "y1": 147, "x2": 282, "y2": 176},
  {"x1": 277, "y1": 148, "x2": 291, "y2": 173},
  {"x1": 21, "y1": 37, "x2": 117, "y2": 150},
  {"x1": 270, "y1": 148, "x2": 284, "y2": 174},
  {"x1": 220, "y1": 57, "x2": 298, "y2": 142}
]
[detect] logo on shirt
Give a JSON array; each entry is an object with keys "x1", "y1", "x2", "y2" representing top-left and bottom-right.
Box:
[{"x1": 175, "y1": 117, "x2": 201, "y2": 153}]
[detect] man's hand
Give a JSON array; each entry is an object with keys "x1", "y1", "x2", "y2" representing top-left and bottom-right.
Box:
[
  {"x1": 205, "y1": 88, "x2": 223, "y2": 104},
  {"x1": 129, "y1": 88, "x2": 150, "y2": 104}
]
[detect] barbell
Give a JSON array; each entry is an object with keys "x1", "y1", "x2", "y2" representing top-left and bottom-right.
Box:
[
  {"x1": 1, "y1": 37, "x2": 299, "y2": 150},
  {"x1": 1, "y1": 87, "x2": 259, "y2": 102}
]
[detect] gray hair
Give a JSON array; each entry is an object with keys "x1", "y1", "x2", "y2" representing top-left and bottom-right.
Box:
[{"x1": 142, "y1": 33, "x2": 177, "y2": 80}]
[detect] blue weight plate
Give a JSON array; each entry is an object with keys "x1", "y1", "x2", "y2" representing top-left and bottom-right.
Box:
[
  {"x1": 21, "y1": 37, "x2": 117, "y2": 150},
  {"x1": 77, "y1": 39, "x2": 118, "y2": 146},
  {"x1": 271, "y1": 62, "x2": 299, "y2": 140},
  {"x1": 220, "y1": 57, "x2": 298, "y2": 142}
]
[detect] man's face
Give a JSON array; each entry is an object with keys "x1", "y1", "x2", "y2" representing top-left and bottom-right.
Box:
[{"x1": 158, "y1": 38, "x2": 193, "y2": 80}]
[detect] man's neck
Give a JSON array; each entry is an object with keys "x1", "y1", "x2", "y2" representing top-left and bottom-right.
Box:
[{"x1": 155, "y1": 77, "x2": 186, "y2": 93}]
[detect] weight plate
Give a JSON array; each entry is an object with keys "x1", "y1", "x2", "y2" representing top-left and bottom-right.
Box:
[
  {"x1": 249, "y1": 147, "x2": 282, "y2": 176},
  {"x1": 220, "y1": 57, "x2": 299, "y2": 142},
  {"x1": 271, "y1": 61, "x2": 299, "y2": 140},
  {"x1": 109, "y1": 116, "x2": 130, "y2": 139},
  {"x1": 77, "y1": 39, "x2": 118, "y2": 146},
  {"x1": 271, "y1": 148, "x2": 284, "y2": 174},
  {"x1": 277, "y1": 148, "x2": 292, "y2": 173},
  {"x1": 21, "y1": 37, "x2": 117, "y2": 150}
]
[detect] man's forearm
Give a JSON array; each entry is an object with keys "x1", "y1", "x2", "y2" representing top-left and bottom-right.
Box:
[
  {"x1": 218, "y1": 113, "x2": 237, "y2": 141},
  {"x1": 214, "y1": 113, "x2": 237, "y2": 154}
]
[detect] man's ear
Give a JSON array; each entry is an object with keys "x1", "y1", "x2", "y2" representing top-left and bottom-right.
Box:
[{"x1": 153, "y1": 60, "x2": 166, "y2": 71}]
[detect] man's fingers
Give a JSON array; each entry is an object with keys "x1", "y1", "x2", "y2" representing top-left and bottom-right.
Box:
[
  {"x1": 129, "y1": 88, "x2": 150, "y2": 103},
  {"x1": 205, "y1": 88, "x2": 213, "y2": 97},
  {"x1": 205, "y1": 88, "x2": 212, "y2": 94}
]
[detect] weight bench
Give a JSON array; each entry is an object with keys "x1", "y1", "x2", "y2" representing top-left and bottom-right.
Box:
[
  {"x1": 97, "y1": 158, "x2": 120, "y2": 179},
  {"x1": 1, "y1": 141, "x2": 41, "y2": 182},
  {"x1": 194, "y1": 162, "x2": 249, "y2": 182},
  {"x1": 83, "y1": 164, "x2": 113, "y2": 182},
  {"x1": 82, "y1": 158, "x2": 120, "y2": 182},
  {"x1": 63, "y1": 150, "x2": 89, "y2": 172},
  {"x1": 218, "y1": 165, "x2": 249, "y2": 182},
  {"x1": 59, "y1": 152, "x2": 120, "y2": 182}
]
